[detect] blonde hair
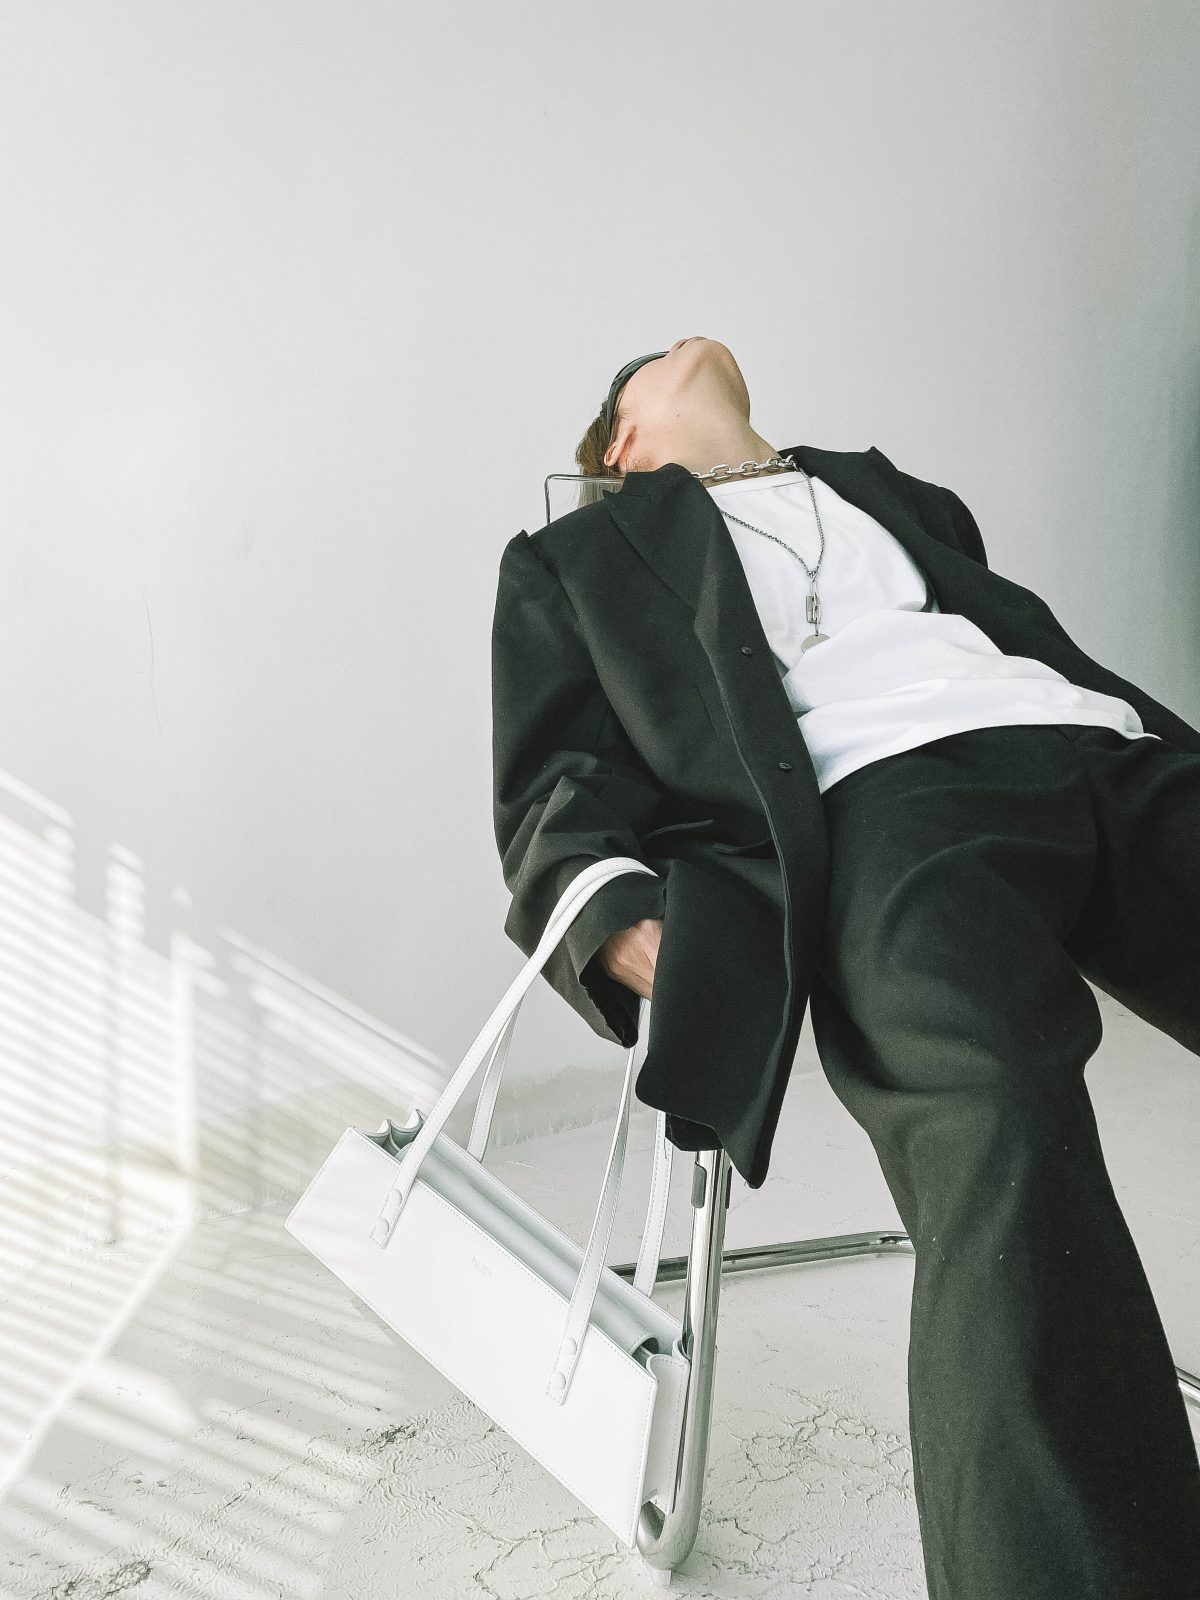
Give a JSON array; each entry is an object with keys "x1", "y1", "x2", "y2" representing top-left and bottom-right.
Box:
[{"x1": 572, "y1": 402, "x2": 623, "y2": 509}]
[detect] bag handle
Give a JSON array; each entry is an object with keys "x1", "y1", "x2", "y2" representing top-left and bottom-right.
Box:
[
  {"x1": 368, "y1": 857, "x2": 673, "y2": 1402},
  {"x1": 465, "y1": 978, "x2": 674, "y2": 1302}
]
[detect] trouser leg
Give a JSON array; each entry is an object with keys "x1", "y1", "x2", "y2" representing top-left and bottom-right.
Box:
[
  {"x1": 1057, "y1": 721, "x2": 1200, "y2": 1054},
  {"x1": 807, "y1": 723, "x2": 1200, "y2": 1600}
]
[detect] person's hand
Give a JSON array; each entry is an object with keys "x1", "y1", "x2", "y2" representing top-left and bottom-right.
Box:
[{"x1": 598, "y1": 917, "x2": 662, "y2": 1001}]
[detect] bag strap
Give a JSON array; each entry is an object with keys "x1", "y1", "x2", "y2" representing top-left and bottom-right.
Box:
[
  {"x1": 367, "y1": 857, "x2": 674, "y2": 1403},
  {"x1": 633, "y1": 1093, "x2": 675, "y2": 1301},
  {"x1": 544, "y1": 1000, "x2": 651, "y2": 1403},
  {"x1": 466, "y1": 987, "x2": 673, "y2": 1301}
]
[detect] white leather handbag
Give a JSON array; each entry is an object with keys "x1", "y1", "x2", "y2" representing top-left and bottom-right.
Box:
[{"x1": 284, "y1": 856, "x2": 691, "y2": 1551}]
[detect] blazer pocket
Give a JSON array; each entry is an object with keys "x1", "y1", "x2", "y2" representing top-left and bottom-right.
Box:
[
  {"x1": 642, "y1": 816, "x2": 720, "y2": 844},
  {"x1": 708, "y1": 835, "x2": 775, "y2": 857},
  {"x1": 643, "y1": 818, "x2": 775, "y2": 859}
]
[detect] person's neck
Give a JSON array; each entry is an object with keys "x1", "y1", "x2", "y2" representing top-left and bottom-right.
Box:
[{"x1": 645, "y1": 423, "x2": 786, "y2": 481}]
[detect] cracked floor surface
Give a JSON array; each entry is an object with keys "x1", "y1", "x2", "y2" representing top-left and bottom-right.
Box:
[{"x1": 1, "y1": 988, "x2": 1197, "y2": 1598}]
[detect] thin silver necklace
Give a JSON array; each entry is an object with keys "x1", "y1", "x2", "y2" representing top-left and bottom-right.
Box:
[{"x1": 694, "y1": 451, "x2": 830, "y2": 651}]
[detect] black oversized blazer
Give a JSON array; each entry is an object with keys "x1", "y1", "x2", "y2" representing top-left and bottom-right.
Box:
[{"x1": 490, "y1": 442, "x2": 1200, "y2": 1189}]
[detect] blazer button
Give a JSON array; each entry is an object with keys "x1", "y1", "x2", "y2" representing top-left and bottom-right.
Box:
[
  {"x1": 777, "y1": 760, "x2": 793, "y2": 771},
  {"x1": 740, "y1": 645, "x2": 754, "y2": 656}
]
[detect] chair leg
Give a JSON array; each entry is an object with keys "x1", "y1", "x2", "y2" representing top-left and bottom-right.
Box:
[
  {"x1": 610, "y1": 1149, "x2": 1200, "y2": 1585},
  {"x1": 617, "y1": 1146, "x2": 731, "y2": 1584}
]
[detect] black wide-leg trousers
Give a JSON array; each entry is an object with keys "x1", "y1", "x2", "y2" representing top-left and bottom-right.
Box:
[{"x1": 806, "y1": 720, "x2": 1200, "y2": 1600}]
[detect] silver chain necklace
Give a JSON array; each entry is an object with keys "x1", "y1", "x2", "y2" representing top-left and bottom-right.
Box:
[{"x1": 693, "y1": 451, "x2": 830, "y2": 651}]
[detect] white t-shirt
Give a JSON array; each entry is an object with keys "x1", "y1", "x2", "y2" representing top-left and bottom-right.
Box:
[{"x1": 706, "y1": 469, "x2": 1159, "y2": 796}]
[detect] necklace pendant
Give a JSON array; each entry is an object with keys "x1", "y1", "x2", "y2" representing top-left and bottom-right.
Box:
[{"x1": 800, "y1": 631, "x2": 830, "y2": 652}]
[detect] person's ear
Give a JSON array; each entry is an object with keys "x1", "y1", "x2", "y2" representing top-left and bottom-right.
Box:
[{"x1": 603, "y1": 419, "x2": 631, "y2": 472}]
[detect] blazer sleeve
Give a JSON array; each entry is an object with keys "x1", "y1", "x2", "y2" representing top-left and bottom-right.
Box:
[{"x1": 490, "y1": 529, "x2": 669, "y2": 1048}]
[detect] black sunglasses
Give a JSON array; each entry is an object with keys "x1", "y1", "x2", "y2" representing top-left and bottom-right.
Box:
[{"x1": 600, "y1": 349, "x2": 669, "y2": 435}]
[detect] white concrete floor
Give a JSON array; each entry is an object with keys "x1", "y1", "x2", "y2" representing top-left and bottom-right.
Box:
[{"x1": 1, "y1": 986, "x2": 1197, "y2": 1600}]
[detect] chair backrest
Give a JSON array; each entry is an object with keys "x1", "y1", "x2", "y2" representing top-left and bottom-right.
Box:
[{"x1": 544, "y1": 471, "x2": 623, "y2": 524}]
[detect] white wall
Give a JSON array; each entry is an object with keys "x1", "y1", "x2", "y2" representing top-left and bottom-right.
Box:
[{"x1": 1, "y1": 3, "x2": 1198, "y2": 1196}]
